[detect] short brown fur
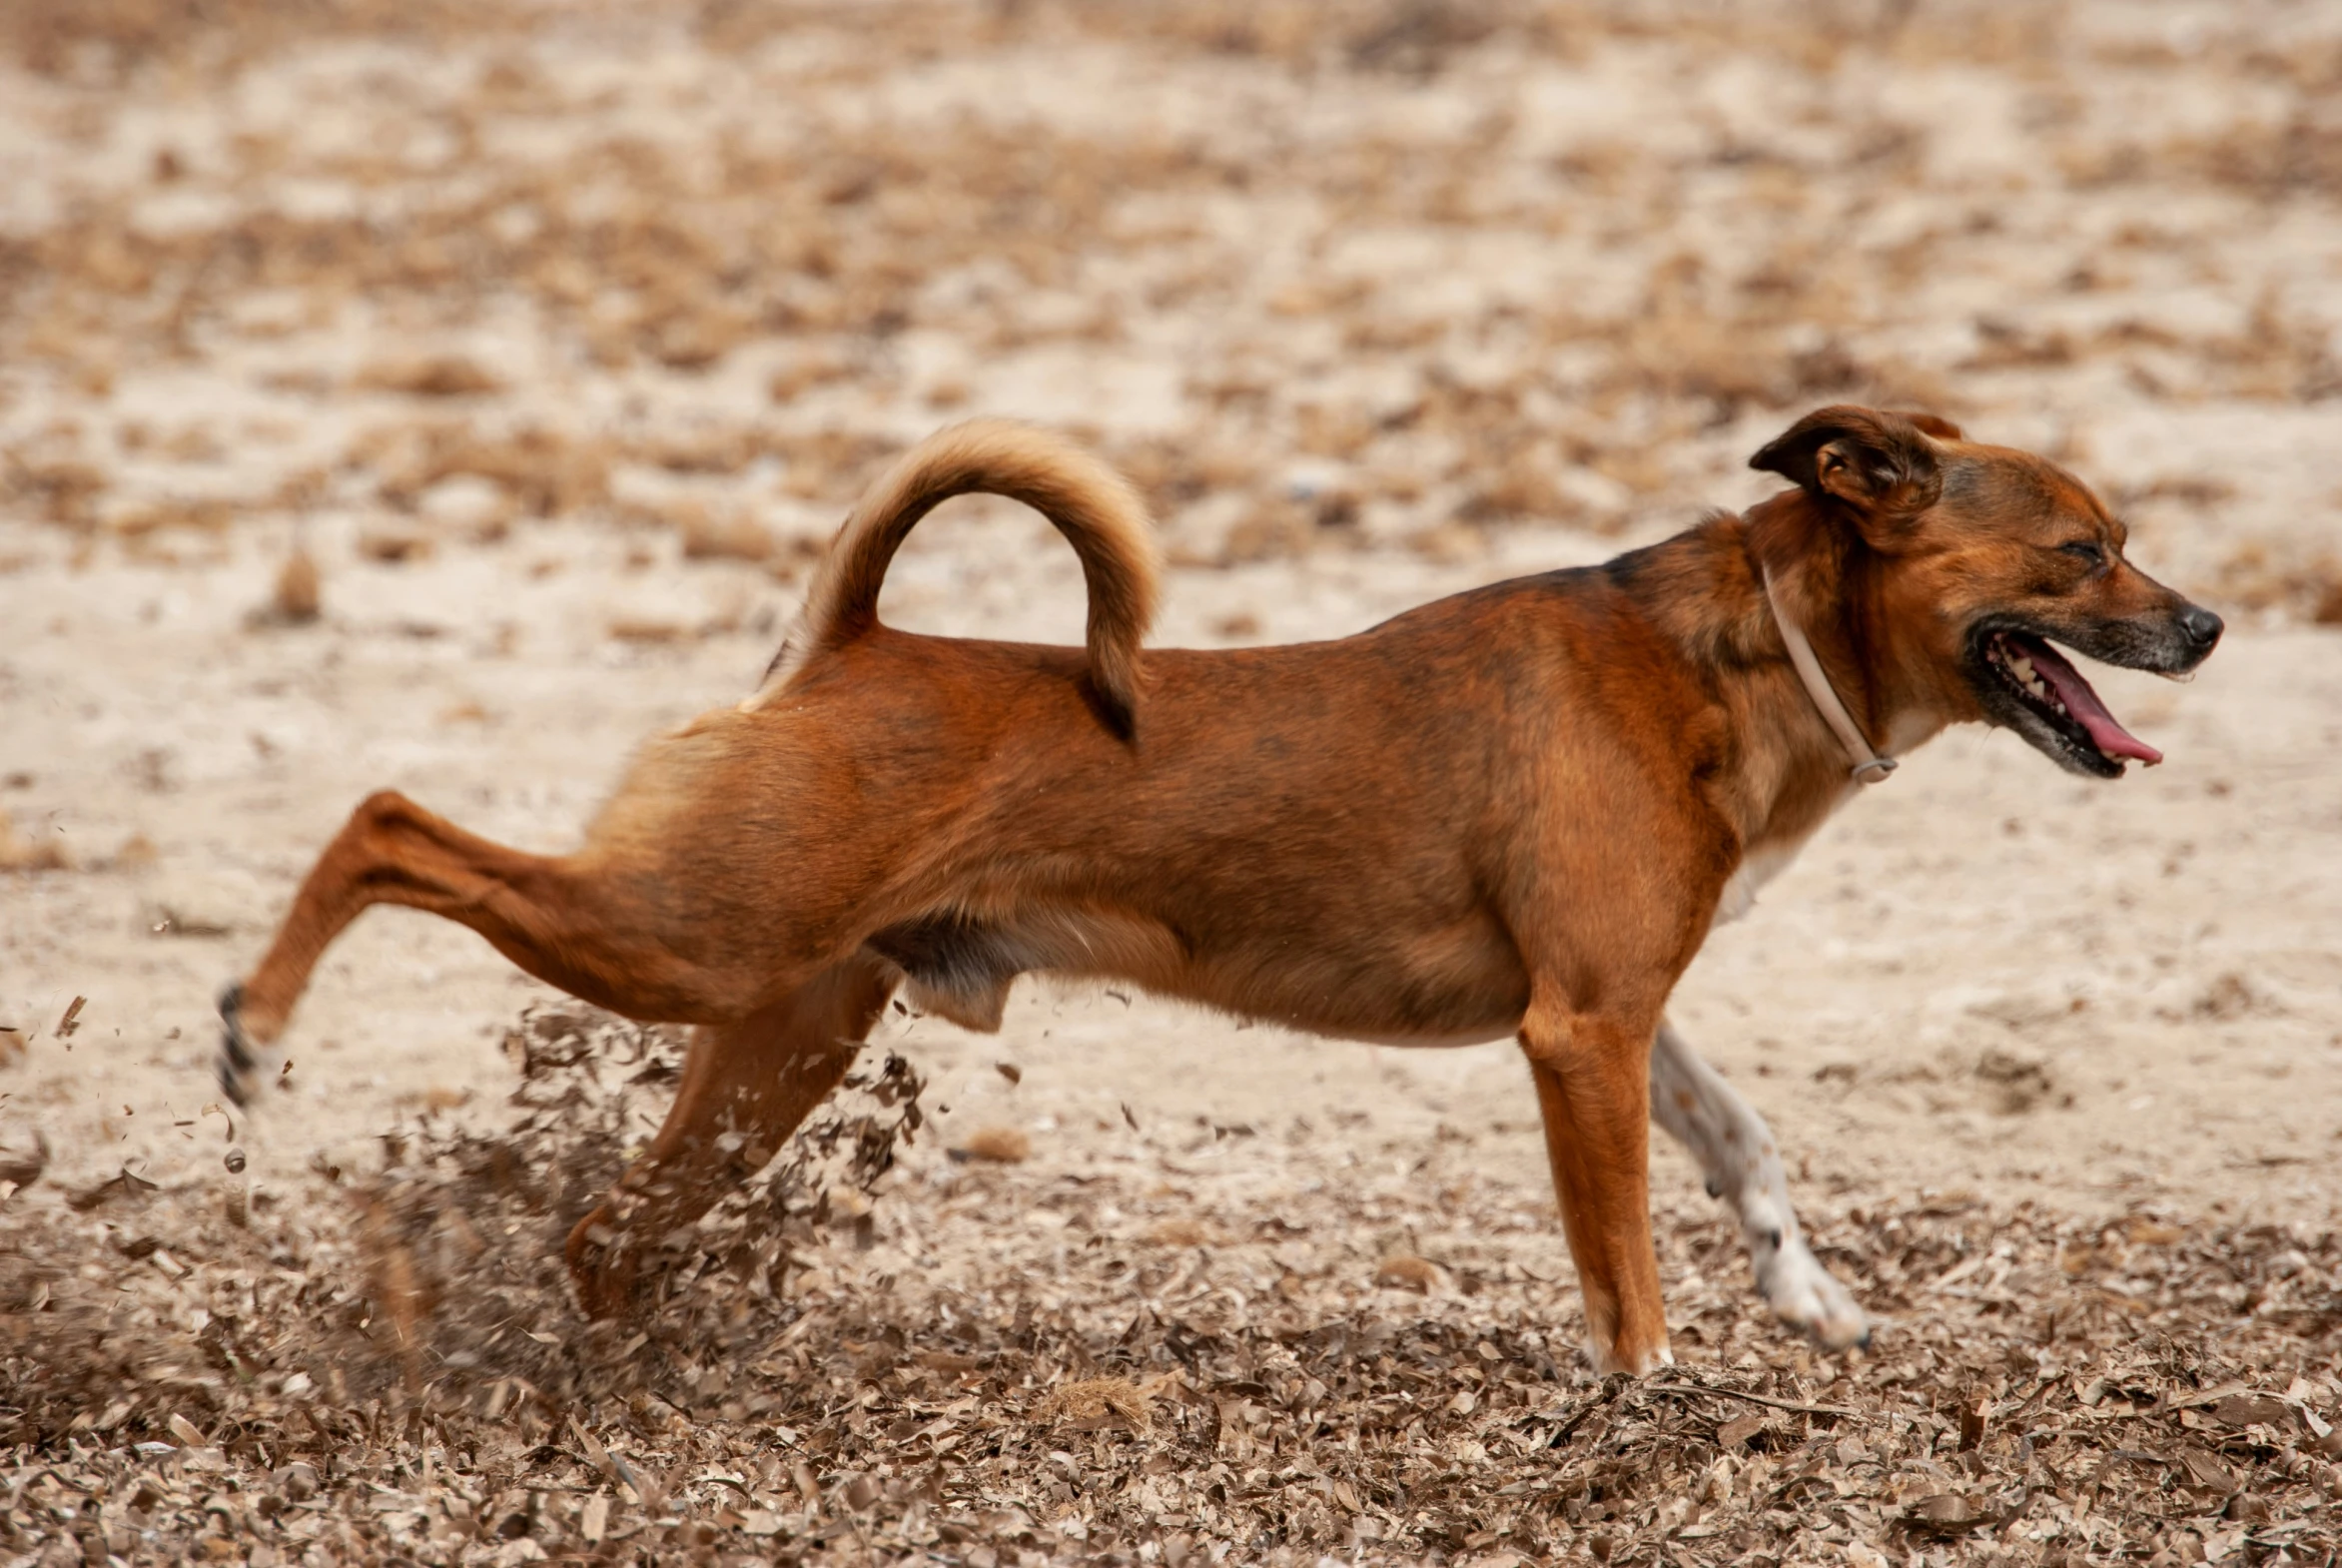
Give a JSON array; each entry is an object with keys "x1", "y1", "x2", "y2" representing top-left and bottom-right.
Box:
[{"x1": 221, "y1": 409, "x2": 2219, "y2": 1371}]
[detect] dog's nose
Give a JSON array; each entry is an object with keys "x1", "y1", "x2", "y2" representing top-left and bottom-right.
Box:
[{"x1": 2177, "y1": 603, "x2": 2224, "y2": 651}]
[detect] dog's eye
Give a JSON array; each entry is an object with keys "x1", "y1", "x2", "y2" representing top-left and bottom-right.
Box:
[{"x1": 2058, "y1": 540, "x2": 2105, "y2": 567}]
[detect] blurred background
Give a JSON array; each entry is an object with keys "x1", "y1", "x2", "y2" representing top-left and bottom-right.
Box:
[
  {"x1": 1, "y1": 6, "x2": 2340, "y2": 1559},
  {"x1": 5, "y1": 1, "x2": 2339, "y2": 598},
  {"x1": 1, "y1": 0, "x2": 2338, "y2": 1218}
]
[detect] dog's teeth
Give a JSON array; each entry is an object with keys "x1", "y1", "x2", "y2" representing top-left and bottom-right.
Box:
[
  {"x1": 2052, "y1": 700, "x2": 2067, "y2": 716},
  {"x1": 2160, "y1": 668, "x2": 2197, "y2": 684},
  {"x1": 2008, "y1": 654, "x2": 2034, "y2": 681}
]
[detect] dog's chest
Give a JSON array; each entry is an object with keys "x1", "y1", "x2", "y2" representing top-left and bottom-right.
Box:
[
  {"x1": 1715, "y1": 848, "x2": 1793, "y2": 927},
  {"x1": 1711, "y1": 713, "x2": 1937, "y2": 928},
  {"x1": 1712, "y1": 792, "x2": 1853, "y2": 928}
]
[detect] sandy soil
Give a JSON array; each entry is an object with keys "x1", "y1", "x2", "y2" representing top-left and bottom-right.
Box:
[{"x1": 1, "y1": 3, "x2": 2341, "y2": 1561}]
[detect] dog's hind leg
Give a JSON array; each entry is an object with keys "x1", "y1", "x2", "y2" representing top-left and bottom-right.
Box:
[
  {"x1": 1648, "y1": 1018, "x2": 1868, "y2": 1348},
  {"x1": 220, "y1": 789, "x2": 770, "y2": 1105},
  {"x1": 564, "y1": 954, "x2": 897, "y2": 1318}
]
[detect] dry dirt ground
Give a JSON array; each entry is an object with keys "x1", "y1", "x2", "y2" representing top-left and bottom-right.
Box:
[{"x1": 2, "y1": 2, "x2": 2340, "y2": 1565}]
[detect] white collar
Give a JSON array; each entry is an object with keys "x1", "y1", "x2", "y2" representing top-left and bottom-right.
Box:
[{"x1": 1760, "y1": 565, "x2": 1897, "y2": 786}]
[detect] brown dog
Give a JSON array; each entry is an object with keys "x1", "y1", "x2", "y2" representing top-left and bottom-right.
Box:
[{"x1": 219, "y1": 406, "x2": 2220, "y2": 1372}]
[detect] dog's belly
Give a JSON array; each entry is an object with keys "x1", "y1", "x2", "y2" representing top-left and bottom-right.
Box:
[
  {"x1": 1302, "y1": 1016, "x2": 1524, "y2": 1049},
  {"x1": 870, "y1": 902, "x2": 1531, "y2": 1047},
  {"x1": 1178, "y1": 914, "x2": 1532, "y2": 1045}
]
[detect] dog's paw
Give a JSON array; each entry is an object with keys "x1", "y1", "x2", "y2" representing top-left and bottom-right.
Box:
[
  {"x1": 1755, "y1": 1233, "x2": 1871, "y2": 1350},
  {"x1": 1584, "y1": 1336, "x2": 1677, "y2": 1377},
  {"x1": 565, "y1": 1207, "x2": 643, "y2": 1321},
  {"x1": 216, "y1": 983, "x2": 270, "y2": 1109}
]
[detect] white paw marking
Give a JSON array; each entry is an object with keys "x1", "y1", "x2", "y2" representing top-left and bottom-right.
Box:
[
  {"x1": 1756, "y1": 1235, "x2": 1870, "y2": 1349},
  {"x1": 1584, "y1": 1336, "x2": 1677, "y2": 1376}
]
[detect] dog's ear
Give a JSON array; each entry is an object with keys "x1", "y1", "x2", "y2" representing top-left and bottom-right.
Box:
[{"x1": 1750, "y1": 405, "x2": 1946, "y2": 527}]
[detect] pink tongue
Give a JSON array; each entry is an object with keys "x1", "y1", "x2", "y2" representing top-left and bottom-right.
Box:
[{"x1": 2022, "y1": 638, "x2": 2162, "y2": 765}]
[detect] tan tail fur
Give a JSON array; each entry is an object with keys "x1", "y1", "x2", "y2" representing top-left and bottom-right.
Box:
[{"x1": 752, "y1": 419, "x2": 1161, "y2": 732}]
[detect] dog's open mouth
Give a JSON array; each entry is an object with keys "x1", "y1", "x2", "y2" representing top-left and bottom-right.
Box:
[{"x1": 1979, "y1": 629, "x2": 2161, "y2": 772}]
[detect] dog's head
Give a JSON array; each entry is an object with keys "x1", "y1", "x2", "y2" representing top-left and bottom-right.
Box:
[{"x1": 1753, "y1": 405, "x2": 2222, "y2": 778}]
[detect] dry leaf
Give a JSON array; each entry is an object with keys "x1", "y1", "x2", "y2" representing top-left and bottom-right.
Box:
[
  {"x1": 954, "y1": 1127, "x2": 1031, "y2": 1165},
  {"x1": 65, "y1": 1164, "x2": 158, "y2": 1211},
  {"x1": 1039, "y1": 1375, "x2": 1173, "y2": 1433},
  {"x1": 674, "y1": 504, "x2": 775, "y2": 563},
  {"x1": 1144, "y1": 1217, "x2": 1214, "y2": 1247},
  {"x1": 2180, "y1": 1447, "x2": 2238, "y2": 1492},
  {"x1": 358, "y1": 530, "x2": 433, "y2": 564},
  {"x1": 1373, "y1": 1254, "x2": 1446, "y2": 1292},
  {"x1": 0, "y1": 813, "x2": 72, "y2": 873},
  {"x1": 359, "y1": 356, "x2": 502, "y2": 398},
  {"x1": 1905, "y1": 1492, "x2": 1988, "y2": 1533},
  {"x1": 1957, "y1": 1395, "x2": 1987, "y2": 1451},
  {"x1": 269, "y1": 547, "x2": 321, "y2": 624},
  {"x1": 608, "y1": 616, "x2": 689, "y2": 644},
  {"x1": 2213, "y1": 1393, "x2": 2288, "y2": 1427},
  {"x1": 0, "y1": 1132, "x2": 49, "y2": 1188}
]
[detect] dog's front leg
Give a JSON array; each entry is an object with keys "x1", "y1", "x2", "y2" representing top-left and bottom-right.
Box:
[
  {"x1": 1648, "y1": 1019, "x2": 1868, "y2": 1348},
  {"x1": 1519, "y1": 1003, "x2": 1672, "y2": 1375}
]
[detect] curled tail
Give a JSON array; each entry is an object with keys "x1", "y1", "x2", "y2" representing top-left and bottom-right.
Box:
[{"x1": 752, "y1": 419, "x2": 1161, "y2": 733}]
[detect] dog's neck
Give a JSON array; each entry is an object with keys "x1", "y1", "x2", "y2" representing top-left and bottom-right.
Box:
[
  {"x1": 1608, "y1": 494, "x2": 1949, "y2": 854},
  {"x1": 1760, "y1": 564, "x2": 1896, "y2": 785},
  {"x1": 1739, "y1": 494, "x2": 1906, "y2": 752}
]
